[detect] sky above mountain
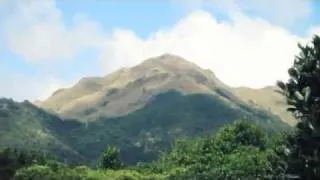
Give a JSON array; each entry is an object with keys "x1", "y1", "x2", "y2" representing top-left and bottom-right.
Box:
[{"x1": 0, "y1": 0, "x2": 320, "y2": 101}]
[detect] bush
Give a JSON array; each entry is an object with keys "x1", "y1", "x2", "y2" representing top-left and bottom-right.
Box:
[{"x1": 13, "y1": 165, "x2": 54, "y2": 180}]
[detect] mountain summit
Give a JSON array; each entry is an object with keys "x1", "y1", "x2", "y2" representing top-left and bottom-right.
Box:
[{"x1": 139, "y1": 53, "x2": 203, "y2": 72}]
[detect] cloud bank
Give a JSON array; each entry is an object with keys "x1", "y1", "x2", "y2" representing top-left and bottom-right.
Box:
[
  {"x1": 99, "y1": 11, "x2": 305, "y2": 88},
  {"x1": 0, "y1": 0, "x2": 319, "y2": 101},
  {"x1": 3, "y1": 0, "x2": 104, "y2": 63}
]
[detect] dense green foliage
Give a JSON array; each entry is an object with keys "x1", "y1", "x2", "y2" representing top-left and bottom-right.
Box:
[
  {"x1": 0, "y1": 91, "x2": 288, "y2": 166},
  {"x1": 137, "y1": 120, "x2": 286, "y2": 179},
  {"x1": 0, "y1": 148, "x2": 59, "y2": 180},
  {"x1": 0, "y1": 120, "x2": 289, "y2": 180},
  {"x1": 277, "y1": 35, "x2": 320, "y2": 179},
  {"x1": 0, "y1": 98, "x2": 85, "y2": 164},
  {"x1": 99, "y1": 146, "x2": 122, "y2": 170}
]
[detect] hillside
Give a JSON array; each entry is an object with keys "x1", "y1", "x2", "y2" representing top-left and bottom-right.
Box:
[{"x1": 0, "y1": 98, "x2": 85, "y2": 164}]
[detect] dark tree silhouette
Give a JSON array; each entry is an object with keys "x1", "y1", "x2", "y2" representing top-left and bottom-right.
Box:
[
  {"x1": 277, "y1": 35, "x2": 320, "y2": 179},
  {"x1": 99, "y1": 146, "x2": 122, "y2": 170}
]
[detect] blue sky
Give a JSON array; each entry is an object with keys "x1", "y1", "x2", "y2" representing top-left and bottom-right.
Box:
[
  {"x1": 56, "y1": 0, "x2": 320, "y2": 36},
  {"x1": 56, "y1": 1, "x2": 186, "y2": 38},
  {"x1": 0, "y1": 0, "x2": 320, "y2": 101}
]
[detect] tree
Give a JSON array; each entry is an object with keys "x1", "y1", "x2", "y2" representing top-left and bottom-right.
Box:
[
  {"x1": 156, "y1": 120, "x2": 274, "y2": 179},
  {"x1": 99, "y1": 146, "x2": 122, "y2": 170},
  {"x1": 0, "y1": 148, "x2": 49, "y2": 180},
  {"x1": 213, "y1": 119, "x2": 268, "y2": 154},
  {"x1": 277, "y1": 35, "x2": 320, "y2": 179}
]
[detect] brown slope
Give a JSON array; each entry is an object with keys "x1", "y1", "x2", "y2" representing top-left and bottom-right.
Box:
[{"x1": 233, "y1": 86, "x2": 296, "y2": 126}]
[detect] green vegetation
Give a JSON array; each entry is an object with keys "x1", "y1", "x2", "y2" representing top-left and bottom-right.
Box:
[
  {"x1": 0, "y1": 120, "x2": 290, "y2": 180},
  {"x1": 0, "y1": 148, "x2": 45, "y2": 179},
  {"x1": 99, "y1": 146, "x2": 123, "y2": 170},
  {"x1": 0, "y1": 98, "x2": 85, "y2": 163},
  {"x1": 139, "y1": 120, "x2": 283, "y2": 179},
  {"x1": 276, "y1": 35, "x2": 320, "y2": 179}
]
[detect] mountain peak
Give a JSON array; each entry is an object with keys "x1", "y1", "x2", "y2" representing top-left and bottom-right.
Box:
[
  {"x1": 157, "y1": 53, "x2": 185, "y2": 60},
  {"x1": 143, "y1": 53, "x2": 191, "y2": 64},
  {"x1": 138, "y1": 53, "x2": 200, "y2": 72}
]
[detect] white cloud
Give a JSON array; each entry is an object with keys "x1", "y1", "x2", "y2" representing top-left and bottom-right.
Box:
[
  {"x1": 0, "y1": 0, "x2": 105, "y2": 101},
  {"x1": 0, "y1": 74, "x2": 69, "y2": 102},
  {"x1": 99, "y1": 10, "x2": 310, "y2": 88},
  {"x1": 3, "y1": 0, "x2": 104, "y2": 63}
]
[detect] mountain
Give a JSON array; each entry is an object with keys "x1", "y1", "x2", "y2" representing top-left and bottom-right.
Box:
[
  {"x1": 0, "y1": 98, "x2": 85, "y2": 163},
  {"x1": 1, "y1": 54, "x2": 292, "y2": 165},
  {"x1": 39, "y1": 54, "x2": 230, "y2": 121},
  {"x1": 38, "y1": 54, "x2": 280, "y2": 122}
]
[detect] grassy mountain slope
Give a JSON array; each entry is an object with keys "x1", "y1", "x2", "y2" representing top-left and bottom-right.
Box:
[
  {"x1": 233, "y1": 86, "x2": 296, "y2": 126},
  {"x1": 0, "y1": 98, "x2": 85, "y2": 163}
]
